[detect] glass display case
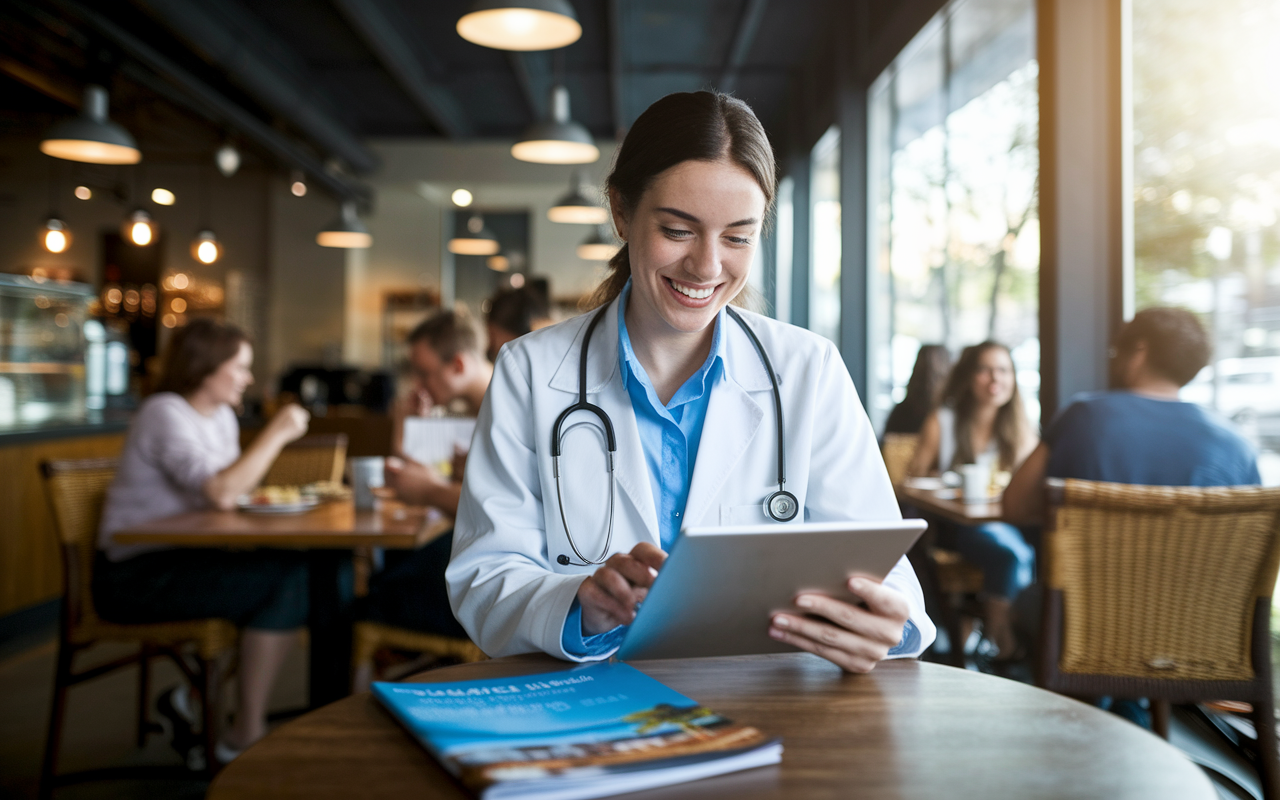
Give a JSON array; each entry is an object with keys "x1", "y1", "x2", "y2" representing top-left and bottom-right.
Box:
[{"x1": 0, "y1": 274, "x2": 95, "y2": 427}]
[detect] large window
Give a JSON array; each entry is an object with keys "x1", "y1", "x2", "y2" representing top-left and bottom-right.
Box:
[
  {"x1": 1132, "y1": 0, "x2": 1280, "y2": 485},
  {"x1": 867, "y1": 0, "x2": 1039, "y2": 432},
  {"x1": 810, "y1": 127, "x2": 841, "y2": 344}
]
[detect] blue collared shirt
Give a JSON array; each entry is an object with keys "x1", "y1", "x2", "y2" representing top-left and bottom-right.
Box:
[{"x1": 562, "y1": 284, "x2": 917, "y2": 657}]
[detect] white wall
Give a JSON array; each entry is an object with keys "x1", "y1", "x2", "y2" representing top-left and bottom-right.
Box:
[{"x1": 346, "y1": 140, "x2": 619, "y2": 368}]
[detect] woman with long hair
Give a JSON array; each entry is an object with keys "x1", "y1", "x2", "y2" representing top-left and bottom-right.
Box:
[
  {"x1": 883, "y1": 344, "x2": 952, "y2": 436},
  {"x1": 908, "y1": 340, "x2": 1038, "y2": 659},
  {"x1": 95, "y1": 319, "x2": 311, "y2": 764},
  {"x1": 447, "y1": 90, "x2": 935, "y2": 673}
]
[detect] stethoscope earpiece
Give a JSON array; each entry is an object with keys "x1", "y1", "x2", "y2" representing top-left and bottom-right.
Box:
[{"x1": 557, "y1": 554, "x2": 572, "y2": 566}]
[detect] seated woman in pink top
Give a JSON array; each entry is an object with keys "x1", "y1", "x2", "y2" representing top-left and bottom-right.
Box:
[{"x1": 95, "y1": 319, "x2": 310, "y2": 765}]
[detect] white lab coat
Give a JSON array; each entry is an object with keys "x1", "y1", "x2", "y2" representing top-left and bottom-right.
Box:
[{"x1": 447, "y1": 296, "x2": 936, "y2": 661}]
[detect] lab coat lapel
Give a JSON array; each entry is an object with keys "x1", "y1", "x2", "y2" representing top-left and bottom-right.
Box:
[
  {"x1": 682, "y1": 332, "x2": 766, "y2": 528},
  {"x1": 547, "y1": 299, "x2": 661, "y2": 546}
]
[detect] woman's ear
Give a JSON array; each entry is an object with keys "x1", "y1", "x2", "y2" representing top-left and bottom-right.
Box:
[{"x1": 608, "y1": 187, "x2": 629, "y2": 242}]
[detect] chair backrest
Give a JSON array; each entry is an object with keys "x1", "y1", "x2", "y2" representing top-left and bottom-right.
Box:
[
  {"x1": 261, "y1": 433, "x2": 348, "y2": 486},
  {"x1": 40, "y1": 457, "x2": 118, "y2": 631},
  {"x1": 1041, "y1": 478, "x2": 1280, "y2": 688},
  {"x1": 881, "y1": 433, "x2": 919, "y2": 487}
]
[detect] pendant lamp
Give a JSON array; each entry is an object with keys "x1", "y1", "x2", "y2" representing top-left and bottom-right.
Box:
[
  {"x1": 548, "y1": 172, "x2": 608, "y2": 224},
  {"x1": 456, "y1": 0, "x2": 581, "y2": 51},
  {"x1": 317, "y1": 201, "x2": 373, "y2": 248},
  {"x1": 577, "y1": 225, "x2": 619, "y2": 261},
  {"x1": 449, "y1": 215, "x2": 501, "y2": 255},
  {"x1": 123, "y1": 208, "x2": 157, "y2": 246},
  {"x1": 191, "y1": 167, "x2": 222, "y2": 263},
  {"x1": 41, "y1": 85, "x2": 141, "y2": 165},
  {"x1": 42, "y1": 218, "x2": 71, "y2": 254},
  {"x1": 512, "y1": 85, "x2": 598, "y2": 165}
]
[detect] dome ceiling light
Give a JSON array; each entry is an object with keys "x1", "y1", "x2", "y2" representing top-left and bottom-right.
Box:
[
  {"x1": 40, "y1": 85, "x2": 141, "y2": 165},
  {"x1": 512, "y1": 85, "x2": 598, "y2": 165},
  {"x1": 456, "y1": 0, "x2": 581, "y2": 51},
  {"x1": 215, "y1": 142, "x2": 241, "y2": 177},
  {"x1": 577, "y1": 225, "x2": 619, "y2": 261},
  {"x1": 316, "y1": 201, "x2": 373, "y2": 248},
  {"x1": 548, "y1": 172, "x2": 608, "y2": 224},
  {"x1": 449, "y1": 214, "x2": 501, "y2": 256}
]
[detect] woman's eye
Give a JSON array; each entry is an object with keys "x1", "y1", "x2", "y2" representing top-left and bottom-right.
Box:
[
  {"x1": 661, "y1": 227, "x2": 692, "y2": 238},
  {"x1": 727, "y1": 236, "x2": 753, "y2": 246}
]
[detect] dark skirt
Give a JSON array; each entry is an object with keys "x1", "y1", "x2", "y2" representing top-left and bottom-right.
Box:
[
  {"x1": 359, "y1": 531, "x2": 467, "y2": 639},
  {"x1": 94, "y1": 548, "x2": 310, "y2": 630}
]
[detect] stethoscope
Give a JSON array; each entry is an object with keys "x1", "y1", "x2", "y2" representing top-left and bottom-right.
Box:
[{"x1": 552, "y1": 303, "x2": 798, "y2": 567}]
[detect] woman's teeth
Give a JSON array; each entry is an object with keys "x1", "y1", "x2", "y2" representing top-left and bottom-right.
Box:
[{"x1": 670, "y1": 280, "x2": 714, "y2": 300}]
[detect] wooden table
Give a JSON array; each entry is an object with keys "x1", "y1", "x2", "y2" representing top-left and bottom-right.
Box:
[
  {"x1": 116, "y1": 500, "x2": 452, "y2": 706},
  {"x1": 896, "y1": 483, "x2": 1004, "y2": 526},
  {"x1": 208, "y1": 653, "x2": 1216, "y2": 800}
]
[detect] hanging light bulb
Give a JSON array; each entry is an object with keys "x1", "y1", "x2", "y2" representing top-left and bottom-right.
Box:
[
  {"x1": 456, "y1": 0, "x2": 581, "y2": 51},
  {"x1": 42, "y1": 218, "x2": 71, "y2": 253},
  {"x1": 215, "y1": 142, "x2": 241, "y2": 177},
  {"x1": 151, "y1": 188, "x2": 176, "y2": 205},
  {"x1": 548, "y1": 172, "x2": 608, "y2": 223},
  {"x1": 74, "y1": 186, "x2": 92, "y2": 200},
  {"x1": 40, "y1": 85, "x2": 141, "y2": 165},
  {"x1": 512, "y1": 85, "x2": 599, "y2": 164},
  {"x1": 123, "y1": 208, "x2": 156, "y2": 246},
  {"x1": 316, "y1": 201, "x2": 373, "y2": 248},
  {"x1": 487, "y1": 254, "x2": 510, "y2": 271},
  {"x1": 290, "y1": 170, "x2": 307, "y2": 197},
  {"x1": 452, "y1": 189, "x2": 473, "y2": 207},
  {"x1": 191, "y1": 230, "x2": 222, "y2": 264},
  {"x1": 577, "y1": 225, "x2": 619, "y2": 261},
  {"x1": 448, "y1": 214, "x2": 501, "y2": 255}
]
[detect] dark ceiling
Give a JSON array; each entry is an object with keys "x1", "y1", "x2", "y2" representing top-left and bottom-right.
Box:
[{"x1": 1, "y1": 0, "x2": 841, "y2": 194}]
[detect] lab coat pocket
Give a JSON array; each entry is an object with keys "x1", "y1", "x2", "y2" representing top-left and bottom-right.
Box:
[{"x1": 719, "y1": 503, "x2": 771, "y2": 526}]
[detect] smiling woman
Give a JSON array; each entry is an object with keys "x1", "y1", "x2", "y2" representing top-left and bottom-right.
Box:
[{"x1": 446, "y1": 90, "x2": 936, "y2": 676}]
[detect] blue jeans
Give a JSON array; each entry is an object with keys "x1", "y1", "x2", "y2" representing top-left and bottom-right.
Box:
[{"x1": 945, "y1": 521, "x2": 1035, "y2": 600}]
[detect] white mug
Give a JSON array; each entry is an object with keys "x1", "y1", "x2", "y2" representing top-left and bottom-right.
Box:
[
  {"x1": 349, "y1": 457, "x2": 385, "y2": 510},
  {"x1": 959, "y1": 463, "x2": 991, "y2": 503}
]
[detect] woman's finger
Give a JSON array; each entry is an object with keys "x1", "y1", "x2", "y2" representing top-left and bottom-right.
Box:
[
  {"x1": 579, "y1": 576, "x2": 634, "y2": 627},
  {"x1": 590, "y1": 567, "x2": 643, "y2": 617},
  {"x1": 792, "y1": 593, "x2": 903, "y2": 647},
  {"x1": 771, "y1": 612, "x2": 892, "y2": 663},
  {"x1": 768, "y1": 618, "x2": 882, "y2": 673},
  {"x1": 606, "y1": 553, "x2": 659, "y2": 589},
  {"x1": 846, "y1": 577, "x2": 911, "y2": 623}
]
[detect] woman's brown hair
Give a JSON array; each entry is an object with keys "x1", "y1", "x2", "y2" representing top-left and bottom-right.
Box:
[
  {"x1": 154, "y1": 318, "x2": 250, "y2": 397},
  {"x1": 584, "y1": 90, "x2": 778, "y2": 310},
  {"x1": 941, "y1": 341, "x2": 1031, "y2": 471}
]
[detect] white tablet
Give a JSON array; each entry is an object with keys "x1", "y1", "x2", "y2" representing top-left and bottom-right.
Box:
[{"x1": 615, "y1": 519, "x2": 927, "y2": 661}]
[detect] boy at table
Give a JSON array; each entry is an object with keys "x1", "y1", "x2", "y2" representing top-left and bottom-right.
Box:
[{"x1": 362, "y1": 309, "x2": 493, "y2": 641}]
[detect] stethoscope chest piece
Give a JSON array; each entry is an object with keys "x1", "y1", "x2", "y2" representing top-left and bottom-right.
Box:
[{"x1": 765, "y1": 490, "x2": 799, "y2": 522}]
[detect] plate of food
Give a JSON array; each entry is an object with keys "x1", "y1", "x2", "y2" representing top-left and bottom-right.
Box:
[{"x1": 238, "y1": 486, "x2": 322, "y2": 514}]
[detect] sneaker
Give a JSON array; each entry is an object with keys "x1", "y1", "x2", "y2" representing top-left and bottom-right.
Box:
[
  {"x1": 214, "y1": 739, "x2": 244, "y2": 765},
  {"x1": 157, "y1": 685, "x2": 202, "y2": 769}
]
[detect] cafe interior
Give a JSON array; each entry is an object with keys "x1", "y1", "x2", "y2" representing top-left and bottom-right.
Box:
[{"x1": 3, "y1": 0, "x2": 1280, "y2": 798}]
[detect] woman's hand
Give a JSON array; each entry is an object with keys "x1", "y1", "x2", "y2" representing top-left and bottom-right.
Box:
[
  {"x1": 264, "y1": 403, "x2": 310, "y2": 446},
  {"x1": 577, "y1": 543, "x2": 667, "y2": 636},
  {"x1": 769, "y1": 576, "x2": 910, "y2": 673}
]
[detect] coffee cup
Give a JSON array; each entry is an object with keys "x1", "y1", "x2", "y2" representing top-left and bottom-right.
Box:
[
  {"x1": 348, "y1": 457, "x2": 385, "y2": 510},
  {"x1": 959, "y1": 463, "x2": 991, "y2": 503}
]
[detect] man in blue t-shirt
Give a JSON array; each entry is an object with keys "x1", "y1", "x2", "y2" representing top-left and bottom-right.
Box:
[{"x1": 1004, "y1": 307, "x2": 1260, "y2": 523}]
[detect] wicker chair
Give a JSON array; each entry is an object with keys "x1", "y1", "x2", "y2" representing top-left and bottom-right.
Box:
[
  {"x1": 351, "y1": 622, "x2": 486, "y2": 691},
  {"x1": 1037, "y1": 478, "x2": 1280, "y2": 798},
  {"x1": 261, "y1": 433, "x2": 348, "y2": 486},
  {"x1": 39, "y1": 458, "x2": 239, "y2": 798},
  {"x1": 883, "y1": 433, "x2": 985, "y2": 665}
]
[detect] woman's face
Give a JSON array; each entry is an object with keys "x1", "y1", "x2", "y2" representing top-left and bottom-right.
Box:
[
  {"x1": 970, "y1": 347, "x2": 1015, "y2": 409},
  {"x1": 612, "y1": 159, "x2": 767, "y2": 335},
  {"x1": 202, "y1": 341, "x2": 254, "y2": 406}
]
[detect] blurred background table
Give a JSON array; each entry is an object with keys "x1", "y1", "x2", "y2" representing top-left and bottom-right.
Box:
[
  {"x1": 115, "y1": 501, "x2": 451, "y2": 706},
  {"x1": 207, "y1": 653, "x2": 1216, "y2": 800},
  {"x1": 896, "y1": 483, "x2": 1004, "y2": 526}
]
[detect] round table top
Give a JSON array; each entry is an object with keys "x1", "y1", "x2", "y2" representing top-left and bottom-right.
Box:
[{"x1": 208, "y1": 653, "x2": 1216, "y2": 800}]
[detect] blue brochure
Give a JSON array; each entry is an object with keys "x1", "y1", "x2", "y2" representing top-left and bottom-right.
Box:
[{"x1": 373, "y1": 661, "x2": 781, "y2": 800}]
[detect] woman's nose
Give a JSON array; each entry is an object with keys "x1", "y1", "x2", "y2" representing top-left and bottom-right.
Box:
[{"x1": 686, "y1": 236, "x2": 721, "y2": 279}]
